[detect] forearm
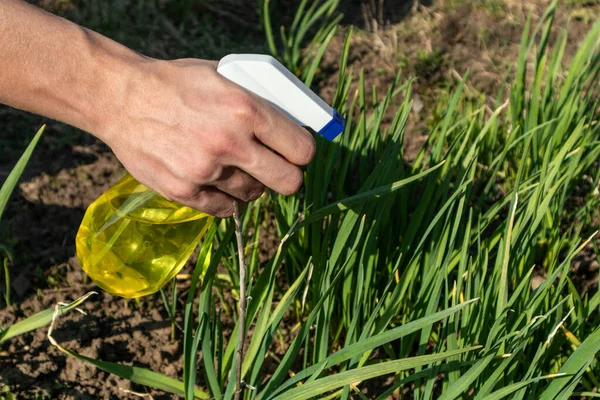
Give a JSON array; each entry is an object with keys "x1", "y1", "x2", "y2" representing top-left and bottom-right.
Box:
[{"x1": 0, "y1": 0, "x2": 146, "y2": 141}]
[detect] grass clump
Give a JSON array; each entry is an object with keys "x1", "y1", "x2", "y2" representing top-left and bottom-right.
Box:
[{"x1": 177, "y1": 2, "x2": 600, "y2": 398}]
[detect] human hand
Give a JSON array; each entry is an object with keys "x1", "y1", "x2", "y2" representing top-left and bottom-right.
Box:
[
  {"x1": 96, "y1": 58, "x2": 316, "y2": 217},
  {"x1": 0, "y1": 1, "x2": 314, "y2": 217},
  {"x1": 0, "y1": 1, "x2": 317, "y2": 218}
]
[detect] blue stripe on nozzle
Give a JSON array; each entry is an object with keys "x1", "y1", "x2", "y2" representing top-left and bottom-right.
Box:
[{"x1": 318, "y1": 109, "x2": 345, "y2": 141}]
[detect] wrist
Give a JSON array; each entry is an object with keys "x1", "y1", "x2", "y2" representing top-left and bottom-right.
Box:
[{"x1": 76, "y1": 28, "x2": 152, "y2": 145}]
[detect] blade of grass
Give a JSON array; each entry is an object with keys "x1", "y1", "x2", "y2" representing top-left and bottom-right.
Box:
[
  {"x1": 45, "y1": 295, "x2": 209, "y2": 399},
  {"x1": 0, "y1": 125, "x2": 44, "y2": 221},
  {"x1": 271, "y1": 347, "x2": 481, "y2": 400},
  {"x1": 0, "y1": 291, "x2": 95, "y2": 342}
]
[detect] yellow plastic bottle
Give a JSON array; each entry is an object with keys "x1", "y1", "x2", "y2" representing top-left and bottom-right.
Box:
[{"x1": 76, "y1": 173, "x2": 213, "y2": 298}]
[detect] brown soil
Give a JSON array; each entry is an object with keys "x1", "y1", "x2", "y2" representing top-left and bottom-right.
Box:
[
  {"x1": 317, "y1": 0, "x2": 597, "y2": 161},
  {"x1": 1, "y1": 261, "x2": 182, "y2": 399},
  {"x1": 1, "y1": 0, "x2": 599, "y2": 398}
]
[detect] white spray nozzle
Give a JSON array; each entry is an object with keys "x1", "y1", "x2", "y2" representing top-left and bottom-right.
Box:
[{"x1": 217, "y1": 54, "x2": 345, "y2": 141}]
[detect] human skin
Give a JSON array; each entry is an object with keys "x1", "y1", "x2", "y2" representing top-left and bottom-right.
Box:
[{"x1": 0, "y1": 0, "x2": 316, "y2": 217}]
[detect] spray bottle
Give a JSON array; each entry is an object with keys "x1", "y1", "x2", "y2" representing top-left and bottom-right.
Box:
[{"x1": 75, "y1": 54, "x2": 345, "y2": 298}]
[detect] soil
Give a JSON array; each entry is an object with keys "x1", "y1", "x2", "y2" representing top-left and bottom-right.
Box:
[
  {"x1": 317, "y1": 0, "x2": 597, "y2": 161},
  {"x1": 1, "y1": 0, "x2": 599, "y2": 398},
  {"x1": 1, "y1": 264, "x2": 182, "y2": 399}
]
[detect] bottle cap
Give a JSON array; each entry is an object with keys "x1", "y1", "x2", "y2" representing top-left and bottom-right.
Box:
[{"x1": 217, "y1": 54, "x2": 345, "y2": 141}]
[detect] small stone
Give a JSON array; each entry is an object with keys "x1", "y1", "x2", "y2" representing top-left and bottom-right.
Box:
[{"x1": 531, "y1": 275, "x2": 545, "y2": 290}]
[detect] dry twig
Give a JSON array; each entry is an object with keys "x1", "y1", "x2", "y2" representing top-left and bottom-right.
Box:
[{"x1": 233, "y1": 201, "x2": 248, "y2": 400}]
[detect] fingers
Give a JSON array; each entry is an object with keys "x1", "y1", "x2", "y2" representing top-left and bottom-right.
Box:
[
  {"x1": 181, "y1": 187, "x2": 240, "y2": 218},
  {"x1": 140, "y1": 169, "x2": 241, "y2": 218},
  {"x1": 211, "y1": 167, "x2": 265, "y2": 202},
  {"x1": 252, "y1": 99, "x2": 316, "y2": 166},
  {"x1": 199, "y1": 78, "x2": 314, "y2": 197},
  {"x1": 165, "y1": 183, "x2": 240, "y2": 218},
  {"x1": 243, "y1": 143, "x2": 305, "y2": 196}
]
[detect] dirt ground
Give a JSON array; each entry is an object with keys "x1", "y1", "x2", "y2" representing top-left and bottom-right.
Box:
[{"x1": 1, "y1": 0, "x2": 599, "y2": 398}]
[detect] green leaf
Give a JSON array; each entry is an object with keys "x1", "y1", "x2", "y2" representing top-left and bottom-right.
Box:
[
  {"x1": 0, "y1": 125, "x2": 44, "y2": 221},
  {"x1": 480, "y1": 374, "x2": 565, "y2": 400},
  {"x1": 271, "y1": 347, "x2": 481, "y2": 400},
  {"x1": 539, "y1": 327, "x2": 600, "y2": 400},
  {"x1": 0, "y1": 291, "x2": 95, "y2": 342},
  {"x1": 273, "y1": 299, "x2": 479, "y2": 396},
  {"x1": 296, "y1": 161, "x2": 445, "y2": 230},
  {"x1": 58, "y1": 348, "x2": 209, "y2": 399}
]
